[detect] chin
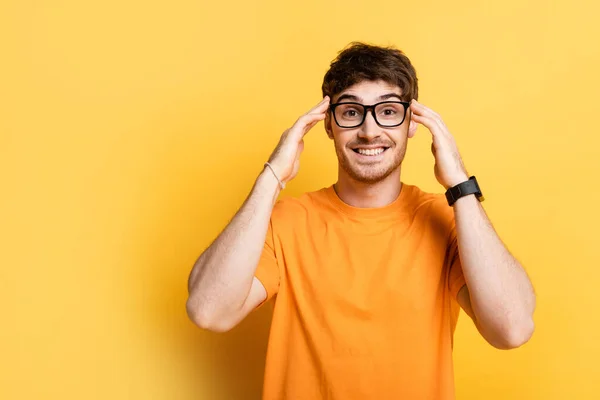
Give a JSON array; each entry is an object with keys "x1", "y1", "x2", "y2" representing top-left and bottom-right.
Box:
[
  {"x1": 338, "y1": 149, "x2": 403, "y2": 184},
  {"x1": 343, "y1": 158, "x2": 399, "y2": 183},
  {"x1": 345, "y1": 166, "x2": 397, "y2": 184}
]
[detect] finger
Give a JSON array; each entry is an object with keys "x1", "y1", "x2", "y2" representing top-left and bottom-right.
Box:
[
  {"x1": 305, "y1": 101, "x2": 330, "y2": 119},
  {"x1": 411, "y1": 113, "x2": 448, "y2": 149},
  {"x1": 410, "y1": 100, "x2": 447, "y2": 134},
  {"x1": 410, "y1": 100, "x2": 442, "y2": 122},
  {"x1": 289, "y1": 112, "x2": 326, "y2": 140},
  {"x1": 411, "y1": 107, "x2": 456, "y2": 150},
  {"x1": 410, "y1": 99, "x2": 441, "y2": 119},
  {"x1": 306, "y1": 96, "x2": 330, "y2": 115},
  {"x1": 410, "y1": 113, "x2": 442, "y2": 137}
]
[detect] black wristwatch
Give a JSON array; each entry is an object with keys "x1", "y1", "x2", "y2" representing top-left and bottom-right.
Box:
[{"x1": 445, "y1": 176, "x2": 484, "y2": 206}]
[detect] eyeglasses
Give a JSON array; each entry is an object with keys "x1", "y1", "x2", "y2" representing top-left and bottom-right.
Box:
[{"x1": 329, "y1": 101, "x2": 410, "y2": 128}]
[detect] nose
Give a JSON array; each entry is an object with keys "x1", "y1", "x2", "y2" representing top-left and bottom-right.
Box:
[{"x1": 357, "y1": 110, "x2": 380, "y2": 140}]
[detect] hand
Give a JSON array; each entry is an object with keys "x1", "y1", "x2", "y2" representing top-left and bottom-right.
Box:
[
  {"x1": 267, "y1": 96, "x2": 330, "y2": 184},
  {"x1": 409, "y1": 99, "x2": 469, "y2": 189}
]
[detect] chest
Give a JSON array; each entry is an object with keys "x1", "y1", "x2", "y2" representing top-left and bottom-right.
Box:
[{"x1": 279, "y1": 219, "x2": 451, "y2": 317}]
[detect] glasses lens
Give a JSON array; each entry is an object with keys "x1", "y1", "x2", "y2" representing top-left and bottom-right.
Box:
[
  {"x1": 374, "y1": 102, "x2": 406, "y2": 126},
  {"x1": 334, "y1": 103, "x2": 365, "y2": 127}
]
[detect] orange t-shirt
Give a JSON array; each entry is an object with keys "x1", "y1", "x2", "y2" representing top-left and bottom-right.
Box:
[{"x1": 254, "y1": 182, "x2": 467, "y2": 400}]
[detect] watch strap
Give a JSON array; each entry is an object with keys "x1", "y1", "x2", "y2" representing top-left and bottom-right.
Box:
[{"x1": 445, "y1": 176, "x2": 483, "y2": 206}]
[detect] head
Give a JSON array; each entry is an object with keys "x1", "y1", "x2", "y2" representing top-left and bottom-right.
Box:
[{"x1": 322, "y1": 42, "x2": 419, "y2": 184}]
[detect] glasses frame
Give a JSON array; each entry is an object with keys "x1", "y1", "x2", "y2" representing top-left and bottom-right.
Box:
[{"x1": 329, "y1": 100, "x2": 411, "y2": 128}]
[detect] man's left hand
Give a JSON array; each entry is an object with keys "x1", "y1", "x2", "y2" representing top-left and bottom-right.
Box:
[{"x1": 409, "y1": 99, "x2": 470, "y2": 189}]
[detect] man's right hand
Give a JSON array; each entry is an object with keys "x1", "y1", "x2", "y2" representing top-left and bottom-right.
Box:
[{"x1": 266, "y1": 96, "x2": 330, "y2": 184}]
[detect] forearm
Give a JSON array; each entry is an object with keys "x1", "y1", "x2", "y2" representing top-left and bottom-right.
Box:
[
  {"x1": 454, "y1": 195, "x2": 536, "y2": 346},
  {"x1": 187, "y1": 169, "x2": 280, "y2": 322}
]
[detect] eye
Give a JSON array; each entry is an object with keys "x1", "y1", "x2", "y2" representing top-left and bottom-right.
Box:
[
  {"x1": 339, "y1": 105, "x2": 362, "y2": 118},
  {"x1": 381, "y1": 108, "x2": 397, "y2": 115}
]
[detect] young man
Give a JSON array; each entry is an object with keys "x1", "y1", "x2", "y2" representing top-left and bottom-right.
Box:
[{"x1": 186, "y1": 42, "x2": 536, "y2": 399}]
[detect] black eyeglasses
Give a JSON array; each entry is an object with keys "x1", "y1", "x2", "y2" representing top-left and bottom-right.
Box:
[{"x1": 329, "y1": 101, "x2": 410, "y2": 128}]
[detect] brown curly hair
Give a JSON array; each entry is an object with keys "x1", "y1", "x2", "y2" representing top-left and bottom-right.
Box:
[{"x1": 321, "y1": 42, "x2": 418, "y2": 102}]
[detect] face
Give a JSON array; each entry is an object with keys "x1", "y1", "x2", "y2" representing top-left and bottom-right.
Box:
[{"x1": 325, "y1": 80, "x2": 417, "y2": 184}]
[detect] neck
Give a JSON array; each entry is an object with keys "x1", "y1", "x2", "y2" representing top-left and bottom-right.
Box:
[{"x1": 334, "y1": 166, "x2": 403, "y2": 208}]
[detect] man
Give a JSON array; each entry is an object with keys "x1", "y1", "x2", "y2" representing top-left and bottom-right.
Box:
[{"x1": 186, "y1": 42, "x2": 536, "y2": 399}]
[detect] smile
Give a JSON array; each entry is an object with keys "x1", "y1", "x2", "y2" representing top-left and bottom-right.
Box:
[{"x1": 352, "y1": 147, "x2": 389, "y2": 156}]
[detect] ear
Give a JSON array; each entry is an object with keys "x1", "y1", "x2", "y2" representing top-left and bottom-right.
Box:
[
  {"x1": 407, "y1": 116, "x2": 418, "y2": 139},
  {"x1": 325, "y1": 113, "x2": 334, "y2": 139}
]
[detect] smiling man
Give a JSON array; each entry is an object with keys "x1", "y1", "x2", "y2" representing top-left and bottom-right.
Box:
[{"x1": 186, "y1": 42, "x2": 536, "y2": 399}]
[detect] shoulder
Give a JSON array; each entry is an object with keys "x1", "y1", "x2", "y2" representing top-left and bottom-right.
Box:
[
  {"x1": 271, "y1": 187, "x2": 331, "y2": 221},
  {"x1": 407, "y1": 184, "x2": 447, "y2": 212},
  {"x1": 407, "y1": 184, "x2": 455, "y2": 233}
]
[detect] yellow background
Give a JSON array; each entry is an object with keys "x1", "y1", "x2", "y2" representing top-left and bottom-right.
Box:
[{"x1": 1, "y1": 0, "x2": 598, "y2": 399}]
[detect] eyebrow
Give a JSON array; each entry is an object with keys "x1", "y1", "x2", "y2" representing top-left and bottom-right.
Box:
[{"x1": 335, "y1": 92, "x2": 404, "y2": 103}]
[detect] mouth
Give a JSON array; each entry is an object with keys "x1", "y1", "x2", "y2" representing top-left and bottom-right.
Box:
[{"x1": 351, "y1": 147, "x2": 390, "y2": 157}]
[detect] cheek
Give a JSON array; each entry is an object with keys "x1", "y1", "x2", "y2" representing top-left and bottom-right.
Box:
[
  {"x1": 331, "y1": 128, "x2": 353, "y2": 148},
  {"x1": 333, "y1": 137, "x2": 347, "y2": 154},
  {"x1": 390, "y1": 128, "x2": 409, "y2": 144}
]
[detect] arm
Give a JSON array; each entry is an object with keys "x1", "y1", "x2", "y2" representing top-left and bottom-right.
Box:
[
  {"x1": 186, "y1": 170, "x2": 280, "y2": 332},
  {"x1": 409, "y1": 99, "x2": 536, "y2": 349},
  {"x1": 186, "y1": 96, "x2": 330, "y2": 332},
  {"x1": 453, "y1": 195, "x2": 535, "y2": 349}
]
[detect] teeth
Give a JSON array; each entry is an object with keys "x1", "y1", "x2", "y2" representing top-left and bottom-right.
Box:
[{"x1": 357, "y1": 148, "x2": 385, "y2": 156}]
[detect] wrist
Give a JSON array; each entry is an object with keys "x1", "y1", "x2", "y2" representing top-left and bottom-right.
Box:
[
  {"x1": 445, "y1": 175, "x2": 484, "y2": 206},
  {"x1": 451, "y1": 192, "x2": 479, "y2": 207},
  {"x1": 258, "y1": 167, "x2": 282, "y2": 196},
  {"x1": 446, "y1": 174, "x2": 470, "y2": 189},
  {"x1": 264, "y1": 162, "x2": 286, "y2": 190}
]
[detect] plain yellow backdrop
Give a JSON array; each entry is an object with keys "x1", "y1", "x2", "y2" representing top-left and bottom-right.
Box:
[{"x1": 1, "y1": 0, "x2": 599, "y2": 399}]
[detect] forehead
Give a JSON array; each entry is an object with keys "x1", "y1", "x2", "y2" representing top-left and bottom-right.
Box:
[{"x1": 333, "y1": 80, "x2": 402, "y2": 103}]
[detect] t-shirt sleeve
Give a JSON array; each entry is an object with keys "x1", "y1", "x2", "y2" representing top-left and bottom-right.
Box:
[
  {"x1": 447, "y1": 218, "x2": 466, "y2": 301},
  {"x1": 254, "y1": 218, "x2": 280, "y2": 307}
]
